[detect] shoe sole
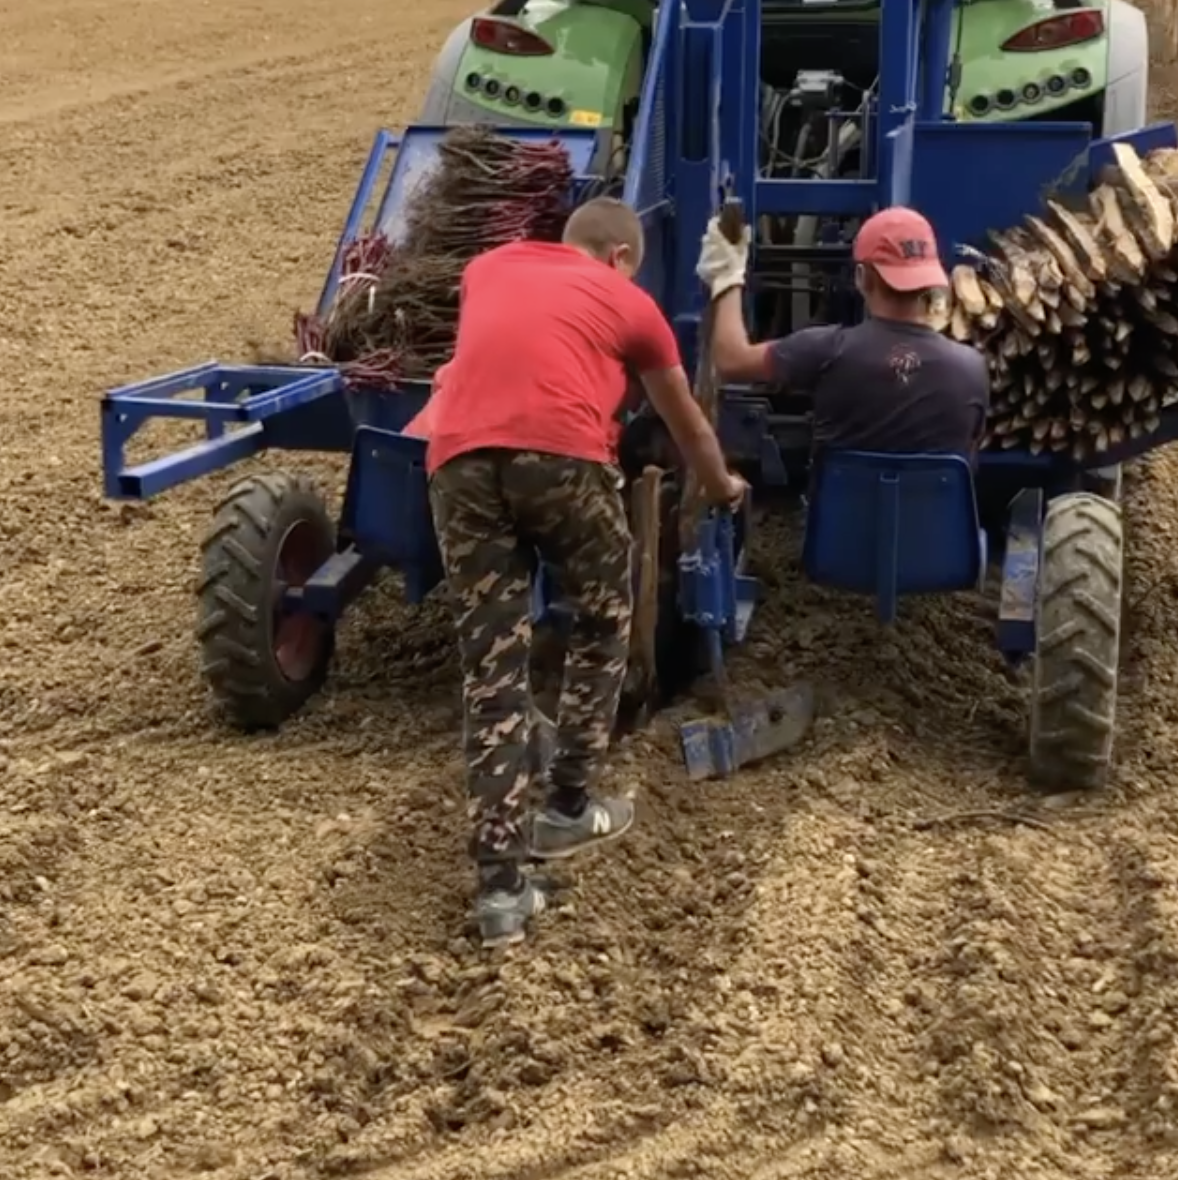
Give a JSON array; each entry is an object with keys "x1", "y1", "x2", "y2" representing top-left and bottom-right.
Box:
[
  {"x1": 529, "y1": 810, "x2": 635, "y2": 862},
  {"x1": 481, "y1": 928, "x2": 527, "y2": 949},
  {"x1": 476, "y1": 888, "x2": 547, "y2": 948}
]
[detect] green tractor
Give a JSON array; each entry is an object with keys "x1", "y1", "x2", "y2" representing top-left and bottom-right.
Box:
[{"x1": 418, "y1": 0, "x2": 1147, "y2": 180}]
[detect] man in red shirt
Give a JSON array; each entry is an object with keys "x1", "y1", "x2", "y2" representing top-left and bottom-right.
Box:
[{"x1": 417, "y1": 196, "x2": 746, "y2": 947}]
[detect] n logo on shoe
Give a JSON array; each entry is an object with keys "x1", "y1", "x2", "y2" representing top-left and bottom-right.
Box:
[{"x1": 591, "y1": 809, "x2": 611, "y2": 836}]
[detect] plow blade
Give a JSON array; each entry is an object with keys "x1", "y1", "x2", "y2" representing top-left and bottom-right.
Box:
[{"x1": 679, "y1": 682, "x2": 816, "y2": 782}]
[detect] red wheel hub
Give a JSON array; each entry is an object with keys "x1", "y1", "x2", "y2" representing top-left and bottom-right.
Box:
[{"x1": 272, "y1": 521, "x2": 328, "y2": 682}]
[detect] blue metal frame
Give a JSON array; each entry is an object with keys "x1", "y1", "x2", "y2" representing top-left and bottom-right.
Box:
[
  {"x1": 101, "y1": 364, "x2": 348, "y2": 499},
  {"x1": 997, "y1": 488, "x2": 1043, "y2": 659},
  {"x1": 98, "y1": 0, "x2": 1178, "y2": 714}
]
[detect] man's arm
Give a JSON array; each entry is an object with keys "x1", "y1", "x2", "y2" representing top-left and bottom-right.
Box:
[
  {"x1": 711, "y1": 288, "x2": 775, "y2": 383},
  {"x1": 640, "y1": 366, "x2": 739, "y2": 504},
  {"x1": 696, "y1": 215, "x2": 842, "y2": 388},
  {"x1": 714, "y1": 304, "x2": 844, "y2": 393},
  {"x1": 695, "y1": 220, "x2": 770, "y2": 383},
  {"x1": 623, "y1": 291, "x2": 743, "y2": 506}
]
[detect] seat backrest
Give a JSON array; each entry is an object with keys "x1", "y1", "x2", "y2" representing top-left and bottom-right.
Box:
[{"x1": 803, "y1": 451, "x2": 981, "y2": 620}]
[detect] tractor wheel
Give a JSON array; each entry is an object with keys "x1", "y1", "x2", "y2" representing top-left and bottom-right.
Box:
[
  {"x1": 197, "y1": 472, "x2": 336, "y2": 731},
  {"x1": 1029, "y1": 492, "x2": 1123, "y2": 791}
]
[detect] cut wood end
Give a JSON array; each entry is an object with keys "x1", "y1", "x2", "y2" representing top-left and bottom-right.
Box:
[{"x1": 1111, "y1": 141, "x2": 1176, "y2": 256}]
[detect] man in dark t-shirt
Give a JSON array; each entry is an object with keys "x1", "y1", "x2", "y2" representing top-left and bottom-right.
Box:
[{"x1": 693, "y1": 206, "x2": 989, "y2": 460}]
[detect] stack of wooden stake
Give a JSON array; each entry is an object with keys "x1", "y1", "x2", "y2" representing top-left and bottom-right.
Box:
[{"x1": 931, "y1": 143, "x2": 1178, "y2": 459}]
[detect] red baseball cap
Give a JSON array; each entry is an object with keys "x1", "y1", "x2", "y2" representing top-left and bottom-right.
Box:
[{"x1": 853, "y1": 206, "x2": 948, "y2": 292}]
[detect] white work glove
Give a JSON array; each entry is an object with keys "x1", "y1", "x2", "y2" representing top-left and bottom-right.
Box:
[{"x1": 695, "y1": 216, "x2": 751, "y2": 299}]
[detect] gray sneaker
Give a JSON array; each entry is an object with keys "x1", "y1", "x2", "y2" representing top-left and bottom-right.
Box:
[
  {"x1": 530, "y1": 796, "x2": 635, "y2": 861},
  {"x1": 474, "y1": 878, "x2": 547, "y2": 948}
]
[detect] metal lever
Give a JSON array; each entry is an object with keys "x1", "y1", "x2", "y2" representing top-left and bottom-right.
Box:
[{"x1": 716, "y1": 195, "x2": 747, "y2": 247}]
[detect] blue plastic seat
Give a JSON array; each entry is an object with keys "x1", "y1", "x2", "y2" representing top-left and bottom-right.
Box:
[{"x1": 802, "y1": 451, "x2": 986, "y2": 623}]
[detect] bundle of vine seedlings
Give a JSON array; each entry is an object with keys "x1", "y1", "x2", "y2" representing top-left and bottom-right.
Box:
[
  {"x1": 932, "y1": 143, "x2": 1178, "y2": 460},
  {"x1": 295, "y1": 126, "x2": 575, "y2": 388}
]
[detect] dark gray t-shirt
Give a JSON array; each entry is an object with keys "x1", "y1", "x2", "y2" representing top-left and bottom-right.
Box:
[{"x1": 769, "y1": 318, "x2": 990, "y2": 457}]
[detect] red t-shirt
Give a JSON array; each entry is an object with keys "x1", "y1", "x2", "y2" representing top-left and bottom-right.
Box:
[
  {"x1": 403, "y1": 362, "x2": 451, "y2": 440},
  {"x1": 421, "y1": 241, "x2": 681, "y2": 474}
]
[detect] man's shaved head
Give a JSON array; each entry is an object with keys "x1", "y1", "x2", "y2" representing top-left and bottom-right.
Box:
[{"x1": 562, "y1": 197, "x2": 644, "y2": 278}]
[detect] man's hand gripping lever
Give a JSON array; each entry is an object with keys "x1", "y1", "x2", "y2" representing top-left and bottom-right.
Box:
[{"x1": 695, "y1": 200, "x2": 753, "y2": 304}]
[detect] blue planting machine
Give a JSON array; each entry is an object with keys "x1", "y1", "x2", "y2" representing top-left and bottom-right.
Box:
[{"x1": 101, "y1": 0, "x2": 1178, "y2": 789}]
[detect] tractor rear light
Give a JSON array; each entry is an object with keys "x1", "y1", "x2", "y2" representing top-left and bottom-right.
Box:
[
  {"x1": 1022, "y1": 82, "x2": 1043, "y2": 102},
  {"x1": 995, "y1": 88, "x2": 1017, "y2": 110},
  {"x1": 470, "y1": 16, "x2": 555, "y2": 56},
  {"x1": 484, "y1": 78, "x2": 502, "y2": 98},
  {"x1": 1071, "y1": 67, "x2": 1092, "y2": 87},
  {"x1": 1046, "y1": 74, "x2": 1068, "y2": 95},
  {"x1": 1001, "y1": 10, "x2": 1103, "y2": 51},
  {"x1": 465, "y1": 72, "x2": 482, "y2": 91},
  {"x1": 504, "y1": 85, "x2": 521, "y2": 105},
  {"x1": 524, "y1": 91, "x2": 543, "y2": 111},
  {"x1": 546, "y1": 96, "x2": 566, "y2": 117}
]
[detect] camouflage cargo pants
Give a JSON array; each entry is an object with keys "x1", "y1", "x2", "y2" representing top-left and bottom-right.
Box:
[{"x1": 429, "y1": 449, "x2": 633, "y2": 867}]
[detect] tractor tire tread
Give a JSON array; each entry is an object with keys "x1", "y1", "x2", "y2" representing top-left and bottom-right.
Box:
[
  {"x1": 1029, "y1": 492, "x2": 1123, "y2": 791},
  {"x1": 196, "y1": 471, "x2": 334, "y2": 731}
]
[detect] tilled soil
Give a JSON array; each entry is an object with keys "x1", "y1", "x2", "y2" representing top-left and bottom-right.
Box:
[{"x1": 4, "y1": 3, "x2": 1178, "y2": 1179}]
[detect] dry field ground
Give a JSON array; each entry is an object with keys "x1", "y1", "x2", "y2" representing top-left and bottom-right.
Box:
[{"x1": 5, "y1": 2, "x2": 1178, "y2": 1178}]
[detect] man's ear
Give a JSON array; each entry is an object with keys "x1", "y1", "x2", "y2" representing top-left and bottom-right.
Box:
[{"x1": 610, "y1": 243, "x2": 635, "y2": 273}]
